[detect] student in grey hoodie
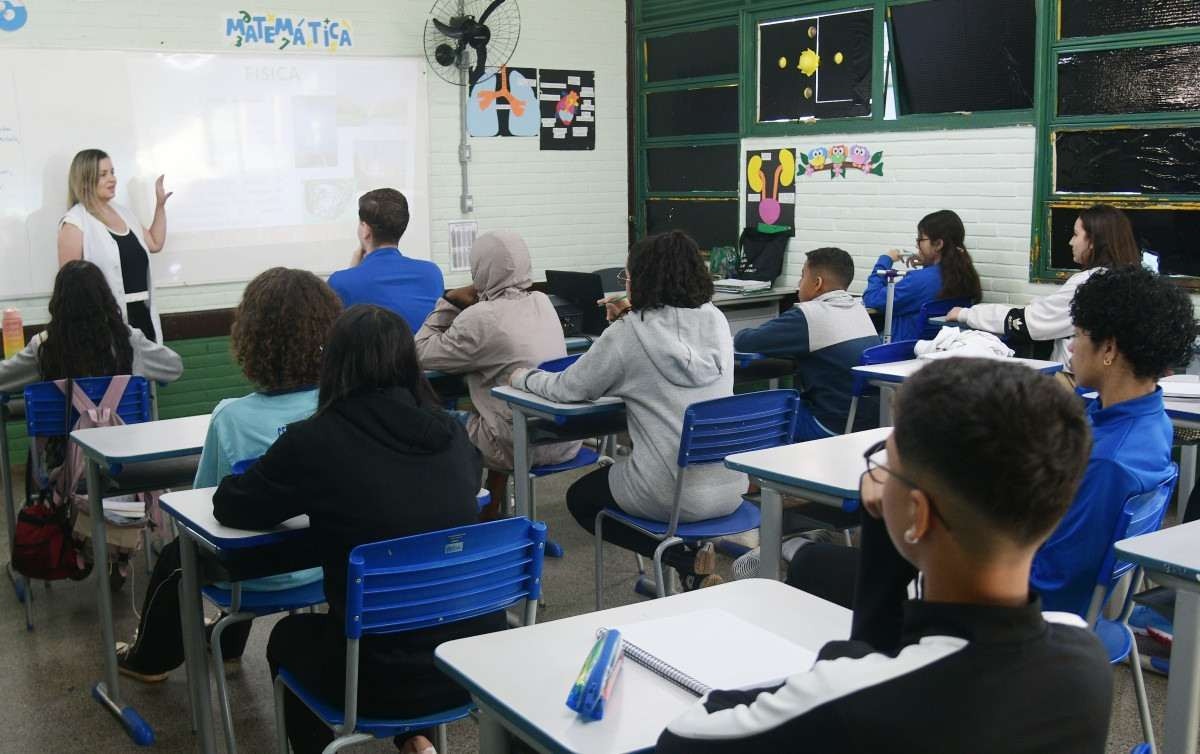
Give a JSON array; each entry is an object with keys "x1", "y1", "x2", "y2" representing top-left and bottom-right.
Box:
[
  {"x1": 511, "y1": 231, "x2": 746, "y2": 585},
  {"x1": 733, "y1": 247, "x2": 880, "y2": 433}
]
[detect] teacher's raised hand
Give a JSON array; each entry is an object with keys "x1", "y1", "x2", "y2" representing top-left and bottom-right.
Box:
[{"x1": 154, "y1": 174, "x2": 173, "y2": 206}]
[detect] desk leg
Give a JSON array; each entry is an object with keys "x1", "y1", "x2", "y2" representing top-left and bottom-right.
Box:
[
  {"x1": 477, "y1": 702, "x2": 513, "y2": 754},
  {"x1": 1164, "y1": 589, "x2": 1200, "y2": 754},
  {"x1": 178, "y1": 533, "x2": 216, "y2": 754},
  {"x1": 1180, "y1": 445, "x2": 1197, "y2": 516},
  {"x1": 0, "y1": 414, "x2": 14, "y2": 562},
  {"x1": 86, "y1": 459, "x2": 155, "y2": 745},
  {"x1": 879, "y1": 386, "x2": 896, "y2": 427},
  {"x1": 759, "y1": 486, "x2": 783, "y2": 581},
  {"x1": 512, "y1": 407, "x2": 532, "y2": 518}
]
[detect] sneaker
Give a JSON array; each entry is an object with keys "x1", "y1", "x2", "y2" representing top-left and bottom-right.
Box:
[
  {"x1": 731, "y1": 537, "x2": 819, "y2": 580},
  {"x1": 1129, "y1": 605, "x2": 1173, "y2": 646},
  {"x1": 679, "y1": 572, "x2": 724, "y2": 592},
  {"x1": 692, "y1": 542, "x2": 716, "y2": 576},
  {"x1": 115, "y1": 642, "x2": 168, "y2": 683}
]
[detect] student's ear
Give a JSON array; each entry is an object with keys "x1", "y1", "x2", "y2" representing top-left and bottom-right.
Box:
[
  {"x1": 905, "y1": 488, "x2": 934, "y2": 544},
  {"x1": 1100, "y1": 337, "x2": 1119, "y2": 368}
]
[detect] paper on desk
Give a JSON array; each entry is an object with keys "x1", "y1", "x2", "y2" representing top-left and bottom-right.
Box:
[
  {"x1": 102, "y1": 496, "x2": 145, "y2": 519},
  {"x1": 611, "y1": 608, "x2": 816, "y2": 692}
]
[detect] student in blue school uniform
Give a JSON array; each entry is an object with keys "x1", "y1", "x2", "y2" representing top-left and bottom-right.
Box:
[
  {"x1": 327, "y1": 188, "x2": 443, "y2": 331},
  {"x1": 115, "y1": 267, "x2": 343, "y2": 682},
  {"x1": 862, "y1": 209, "x2": 982, "y2": 342},
  {"x1": 1032, "y1": 264, "x2": 1195, "y2": 615},
  {"x1": 733, "y1": 246, "x2": 880, "y2": 433},
  {"x1": 657, "y1": 359, "x2": 1111, "y2": 753}
]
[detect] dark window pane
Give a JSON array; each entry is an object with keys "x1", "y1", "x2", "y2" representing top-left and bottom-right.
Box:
[
  {"x1": 757, "y1": 9, "x2": 873, "y2": 122},
  {"x1": 645, "y1": 26, "x2": 739, "y2": 82},
  {"x1": 890, "y1": 0, "x2": 1034, "y2": 114},
  {"x1": 1061, "y1": 0, "x2": 1200, "y2": 39},
  {"x1": 1056, "y1": 128, "x2": 1200, "y2": 195},
  {"x1": 1048, "y1": 205, "x2": 1200, "y2": 277},
  {"x1": 645, "y1": 198, "x2": 739, "y2": 249},
  {"x1": 647, "y1": 144, "x2": 739, "y2": 192},
  {"x1": 646, "y1": 86, "x2": 739, "y2": 137},
  {"x1": 1058, "y1": 44, "x2": 1200, "y2": 116}
]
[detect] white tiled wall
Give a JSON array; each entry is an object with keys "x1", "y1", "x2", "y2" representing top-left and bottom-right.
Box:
[{"x1": 0, "y1": 0, "x2": 630, "y2": 322}]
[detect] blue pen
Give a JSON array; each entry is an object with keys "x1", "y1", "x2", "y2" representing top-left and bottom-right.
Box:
[{"x1": 580, "y1": 629, "x2": 623, "y2": 720}]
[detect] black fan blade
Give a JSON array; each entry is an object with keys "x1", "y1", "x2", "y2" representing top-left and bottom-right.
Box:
[
  {"x1": 478, "y1": 0, "x2": 507, "y2": 25},
  {"x1": 433, "y1": 17, "x2": 467, "y2": 39},
  {"x1": 470, "y1": 44, "x2": 488, "y2": 82}
]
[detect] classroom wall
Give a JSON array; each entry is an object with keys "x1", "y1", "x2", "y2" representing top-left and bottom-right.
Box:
[
  {"x1": 0, "y1": 0, "x2": 630, "y2": 324},
  {"x1": 744, "y1": 125, "x2": 1047, "y2": 306}
]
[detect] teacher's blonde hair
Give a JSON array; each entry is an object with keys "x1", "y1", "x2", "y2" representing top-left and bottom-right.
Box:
[{"x1": 67, "y1": 148, "x2": 110, "y2": 213}]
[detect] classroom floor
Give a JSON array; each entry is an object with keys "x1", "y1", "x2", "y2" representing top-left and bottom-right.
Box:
[{"x1": 0, "y1": 467, "x2": 1190, "y2": 753}]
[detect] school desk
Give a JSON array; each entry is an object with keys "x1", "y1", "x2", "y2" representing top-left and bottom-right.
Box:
[
  {"x1": 435, "y1": 578, "x2": 850, "y2": 754},
  {"x1": 70, "y1": 414, "x2": 210, "y2": 746},
  {"x1": 724, "y1": 427, "x2": 891, "y2": 579},
  {"x1": 852, "y1": 356, "x2": 1062, "y2": 425},
  {"x1": 1116, "y1": 520, "x2": 1200, "y2": 754}
]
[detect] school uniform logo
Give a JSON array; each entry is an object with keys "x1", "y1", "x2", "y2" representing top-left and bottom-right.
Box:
[{"x1": 0, "y1": 1, "x2": 28, "y2": 32}]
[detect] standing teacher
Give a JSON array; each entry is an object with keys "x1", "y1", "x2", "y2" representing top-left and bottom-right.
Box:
[{"x1": 56, "y1": 149, "x2": 171, "y2": 343}]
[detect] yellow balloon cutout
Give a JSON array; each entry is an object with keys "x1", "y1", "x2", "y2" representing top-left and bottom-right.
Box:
[
  {"x1": 798, "y1": 49, "x2": 820, "y2": 77},
  {"x1": 778, "y1": 149, "x2": 796, "y2": 188},
  {"x1": 777, "y1": 56, "x2": 787, "y2": 69},
  {"x1": 747, "y1": 155, "x2": 765, "y2": 193}
]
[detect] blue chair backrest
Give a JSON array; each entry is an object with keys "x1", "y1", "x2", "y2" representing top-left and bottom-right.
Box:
[
  {"x1": 676, "y1": 389, "x2": 799, "y2": 468},
  {"x1": 1094, "y1": 467, "x2": 1178, "y2": 594},
  {"x1": 850, "y1": 340, "x2": 918, "y2": 397},
  {"x1": 23, "y1": 376, "x2": 152, "y2": 437},
  {"x1": 793, "y1": 403, "x2": 835, "y2": 443},
  {"x1": 538, "y1": 354, "x2": 582, "y2": 373},
  {"x1": 343, "y1": 517, "x2": 547, "y2": 640},
  {"x1": 917, "y1": 297, "x2": 972, "y2": 339}
]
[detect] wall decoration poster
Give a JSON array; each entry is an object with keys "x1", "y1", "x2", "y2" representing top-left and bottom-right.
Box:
[
  {"x1": 798, "y1": 144, "x2": 884, "y2": 179},
  {"x1": 539, "y1": 69, "x2": 595, "y2": 150},
  {"x1": 468, "y1": 65, "x2": 539, "y2": 137},
  {"x1": 746, "y1": 148, "x2": 796, "y2": 234},
  {"x1": 756, "y1": 9, "x2": 873, "y2": 122}
]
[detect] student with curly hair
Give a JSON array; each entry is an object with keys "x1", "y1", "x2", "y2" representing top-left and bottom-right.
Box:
[
  {"x1": 116, "y1": 267, "x2": 343, "y2": 682},
  {"x1": 949, "y1": 204, "x2": 1140, "y2": 369},
  {"x1": 863, "y1": 210, "x2": 982, "y2": 342},
  {"x1": 510, "y1": 231, "x2": 744, "y2": 588},
  {"x1": 0, "y1": 259, "x2": 182, "y2": 393},
  {"x1": 1032, "y1": 265, "x2": 1195, "y2": 614}
]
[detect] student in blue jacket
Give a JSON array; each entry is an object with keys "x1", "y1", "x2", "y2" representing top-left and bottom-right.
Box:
[
  {"x1": 862, "y1": 210, "x2": 982, "y2": 342},
  {"x1": 1033, "y1": 265, "x2": 1196, "y2": 615},
  {"x1": 733, "y1": 247, "x2": 880, "y2": 433}
]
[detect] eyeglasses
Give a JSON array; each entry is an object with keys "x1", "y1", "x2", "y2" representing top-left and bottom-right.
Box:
[
  {"x1": 915, "y1": 236, "x2": 930, "y2": 246},
  {"x1": 617, "y1": 270, "x2": 630, "y2": 285},
  {"x1": 860, "y1": 439, "x2": 952, "y2": 531}
]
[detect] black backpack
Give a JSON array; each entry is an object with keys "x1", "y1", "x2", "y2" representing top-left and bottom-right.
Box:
[{"x1": 736, "y1": 227, "x2": 789, "y2": 283}]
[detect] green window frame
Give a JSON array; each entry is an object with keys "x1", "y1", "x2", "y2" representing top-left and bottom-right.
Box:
[{"x1": 1029, "y1": 0, "x2": 1200, "y2": 286}]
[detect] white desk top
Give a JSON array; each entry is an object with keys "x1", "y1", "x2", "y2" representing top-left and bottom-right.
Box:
[
  {"x1": 435, "y1": 579, "x2": 849, "y2": 754},
  {"x1": 1116, "y1": 520, "x2": 1200, "y2": 585},
  {"x1": 71, "y1": 413, "x2": 210, "y2": 464},
  {"x1": 725, "y1": 427, "x2": 890, "y2": 500},
  {"x1": 491, "y1": 385, "x2": 625, "y2": 417},
  {"x1": 159, "y1": 486, "x2": 309, "y2": 551},
  {"x1": 852, "y1": 356, "x2": 1062, "y2": 383}
]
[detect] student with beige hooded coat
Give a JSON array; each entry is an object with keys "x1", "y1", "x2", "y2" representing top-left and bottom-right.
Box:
[{"x1": 415, "y1": 231, "x2": 581, "y2": 516}]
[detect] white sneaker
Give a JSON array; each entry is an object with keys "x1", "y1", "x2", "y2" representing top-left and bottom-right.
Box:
[{"x1": 731, "y1": 536, "x2": 824, "y2": 580}]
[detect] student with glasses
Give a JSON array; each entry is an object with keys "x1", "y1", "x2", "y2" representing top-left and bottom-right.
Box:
[
  {"x1": 658, "y1": 358, "x2": 1112, "y2": 753},
  {"x1": 862, "y1": 209, "x2": 982, "y2": 342}
]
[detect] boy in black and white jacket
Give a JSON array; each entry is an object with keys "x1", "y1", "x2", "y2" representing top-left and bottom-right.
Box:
[{"x1": 657, "y1": 359, "x2": 1112, "y2": 754}]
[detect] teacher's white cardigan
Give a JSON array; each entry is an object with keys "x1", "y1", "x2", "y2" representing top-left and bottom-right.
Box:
[{"x1": 60, "y1": 202, "x2": 163, "y2": 342}]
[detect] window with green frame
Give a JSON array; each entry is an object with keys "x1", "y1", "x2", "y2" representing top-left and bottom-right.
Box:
[{"x1": 1030, "y1": 0, "x2": 1200, "y2": 286}]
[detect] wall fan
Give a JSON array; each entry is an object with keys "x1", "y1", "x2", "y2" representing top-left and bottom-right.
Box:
[{"x1": 424, "y1": 0, "x2": 521, "y2": 212}]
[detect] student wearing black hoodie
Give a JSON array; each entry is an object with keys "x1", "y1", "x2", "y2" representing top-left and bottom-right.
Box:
[{"x1": 213, "y1": 304, "x2": 501, "y2": 754}]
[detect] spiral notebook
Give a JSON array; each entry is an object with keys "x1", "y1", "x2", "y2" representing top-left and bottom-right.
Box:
[{"x1": 599, "y1": 608, "x2": 817, "y2": 697}]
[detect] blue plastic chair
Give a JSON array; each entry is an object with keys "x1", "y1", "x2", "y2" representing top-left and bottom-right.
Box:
[
  {"x1": 524, "y1": 353, "x2": 610, "y2": 558},
  {"x1": 593, "y1": 389, "x2": 800, "y2": 610},
  {"x1": 1083, "y1": 467, "x2": 1178, "y2": 754},
  {"x1": 843, "y1": 340, "x2": 916, "y2": 434},
  {"x1": 16, "y1": 376, "x2": 154, "y2": 630},
  {"x1": 916, "y1": 297, "x2": 972, "y2": 340},
  {"x1": 272, "y1": 517, "x2": 547, "y2": 754}
]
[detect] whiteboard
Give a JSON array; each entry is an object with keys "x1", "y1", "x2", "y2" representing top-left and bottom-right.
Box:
[{"x1": 0, "y1": 50, "x2": 430, "y2": 299}]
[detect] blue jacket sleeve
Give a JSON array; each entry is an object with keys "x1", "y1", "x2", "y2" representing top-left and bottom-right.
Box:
[
  {"x1": 1032, "y1": 458, "x2": 1135, "y2": 615},
  {"x1": 732, "y1": 309, "x2": 811, "y2": 357},
  {"x1": 861, "y1": 255, "x2": 894, "y2": 309}
]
